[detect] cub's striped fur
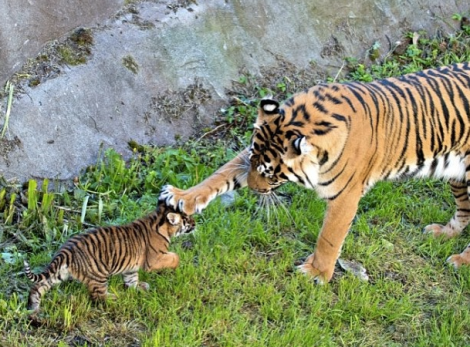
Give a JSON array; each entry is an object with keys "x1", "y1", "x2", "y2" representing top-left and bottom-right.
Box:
[
  {"x1": 161, "y1": 62, "x2": 470, "y2": 283},
  {"x1": 24, "y1": 202, "x2": 194, "y2": 312}
]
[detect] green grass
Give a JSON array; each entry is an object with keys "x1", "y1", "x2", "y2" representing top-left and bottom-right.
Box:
[{"x1": 2, "y1": 15, "x2": 470, "y2": 347}]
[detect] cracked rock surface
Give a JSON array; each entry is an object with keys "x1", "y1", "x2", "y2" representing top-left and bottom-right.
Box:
[{"x1": 0, "y1": 0, "x2": 460, "y2": 182}]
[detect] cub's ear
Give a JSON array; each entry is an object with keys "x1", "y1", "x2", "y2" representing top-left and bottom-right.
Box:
[
  {"x1": 167, "y1": 212, "x2": 181, "y2": 225},
  {"x1": 292, "y1": 136, "x2": 312, "y2": 156},
  {"x1": 256, "y1": 99, "x2": 280, "y2": 126},
  {"x1": 260, "y1": 99, "x2": 279, "y2": 114}
]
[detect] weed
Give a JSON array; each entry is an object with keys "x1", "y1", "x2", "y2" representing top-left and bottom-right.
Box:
[{"x1": 122, "y1": 55, "x2": 139, "y2": 74}]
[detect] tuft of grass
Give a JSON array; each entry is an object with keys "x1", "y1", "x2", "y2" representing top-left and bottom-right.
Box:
[{"x1": 1, "y1": 13, "x2": 470, "y2": 347}]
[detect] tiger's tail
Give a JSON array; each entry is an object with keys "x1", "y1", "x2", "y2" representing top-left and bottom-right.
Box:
[{"x1": 23, "y1": 259, "x2": 44, "y2": 283}]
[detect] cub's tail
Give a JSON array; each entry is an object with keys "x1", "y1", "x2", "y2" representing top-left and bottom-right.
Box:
[{"x1": 23, "y1": 259, "x2": 44, "y2": 283}]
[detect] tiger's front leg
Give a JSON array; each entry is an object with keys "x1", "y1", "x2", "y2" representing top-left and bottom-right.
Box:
[
  {"x1": 147, "y1": 252, "x2": 180, "y2": 271},
  {"x1": 298, "y1": 193, "x2": 360, "y2": 283},
  {"x1": 159, "y1": 148, "x2": 250, "y2": 215}
]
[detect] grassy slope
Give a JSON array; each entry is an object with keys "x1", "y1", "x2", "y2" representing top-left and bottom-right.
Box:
[{"x1": 2, "y1": 18, "x2": 470, "y2": 347}]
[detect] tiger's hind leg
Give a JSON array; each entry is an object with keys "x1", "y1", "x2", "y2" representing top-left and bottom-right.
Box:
[
  {"x1": 82, "y1": 277, "x2": 115, "y2": 301},
  {"x1": 424, "y1": 177, "x2": 470, "y2": 268},
  {"x1": 28, "y1": 279, "x2": 61, "y2": 312},
  {"x1": 424, "y1": 181, "x2": 470, "y2": 238},
  {"x1": 27, "y1": 266, "x2": 67, "y2": 313}
]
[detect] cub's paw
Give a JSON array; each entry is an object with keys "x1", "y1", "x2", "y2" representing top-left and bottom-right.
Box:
[
  {"x1": 138, "y1": 282, "x2": 150, "y2": 291},
  {"x1": 106, "y1": 293, "x2": 118, "y2": 301},
  {"x1": 423, "y1": 224, "x2": 460, "y2": 238}
]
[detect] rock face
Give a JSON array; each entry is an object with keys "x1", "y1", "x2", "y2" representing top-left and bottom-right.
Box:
[
  {"x1": 0, "y1": 0, "x2": 463, "y2": 182},
  {"x1": 0, "y1": 0, "x2": 124, "y2": 85}
]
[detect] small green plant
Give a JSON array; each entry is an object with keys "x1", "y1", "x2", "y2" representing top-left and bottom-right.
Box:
[{"x1": 122, "y1": 55, "x2": 139, "y2": 74}]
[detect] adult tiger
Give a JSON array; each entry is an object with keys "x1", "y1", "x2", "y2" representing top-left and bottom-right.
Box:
[{"x1": 160, "y1": 62, "x2": 470, "y2": 283}]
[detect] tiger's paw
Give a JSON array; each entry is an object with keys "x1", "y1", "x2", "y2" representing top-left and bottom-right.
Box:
[
  {"x1": 106, "y1": 293, "x2": 118, "y2": 301},
  {"x1": 138, "y1": 282, "x2": 150, "y2": 291},
  {"x1": 159, "y1": 184, "x2": 180, "y2": 209},
  {"x1": 297, "y1": 263, "x2": 329, "y2": 284},
  {"x1": 159, "y1": 184, "x2": 211, "y2": 215},
  {"x1": 297, "y1": 254, "x2": 335, "y2": 284},
  {"x1": 423, "y1": 223, "x2": 460, "y2": 238},
  {"x1": 446, "y1": 245, "x2": 470, "y2": 268}
]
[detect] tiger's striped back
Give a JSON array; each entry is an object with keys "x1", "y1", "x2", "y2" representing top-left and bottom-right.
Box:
[
  {"x1": 248, "y1": 63, "x2": 470, "y2": 199},
  {"x1": 24, "y1": 202, "x2": 195, "y2": 313}
]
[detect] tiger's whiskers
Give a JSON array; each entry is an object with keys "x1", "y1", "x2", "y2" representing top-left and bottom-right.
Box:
[{"x1": 256, "y1": 192, "x2": 296, "y2": 230}]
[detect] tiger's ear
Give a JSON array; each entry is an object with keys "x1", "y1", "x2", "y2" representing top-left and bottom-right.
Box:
[
  {"x1": 255, "y1": 99, "x2": 280, "y2": 126},
  {"x1": 260, "y1": 99, "x2": 279, "y2": 114},
  {"x1": 292, "y1": 136, "x2": 312, "y2": 156},
  {"x1": 167, "y1": 212, "x2": 181, "y2": 225}
]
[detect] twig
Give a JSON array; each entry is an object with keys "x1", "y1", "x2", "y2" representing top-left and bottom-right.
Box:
[
  {"x1": 55, "y1": 205, "x2": 82, "y2": 213},
  {"x1": 1, "y1": 82, "x2": 14, "y2": 138},
  {"x1": 195, "y1": 123, "x2": 227, "y2": 143},
  {"x1": 333, "y1": 61, "x2": 346, "y2": 83}
]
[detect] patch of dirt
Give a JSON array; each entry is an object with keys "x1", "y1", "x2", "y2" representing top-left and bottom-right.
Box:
[
  {"x1": 115, "y1": 2, "x2": 156, "y2": 30},
  {"x1": 140, "y1": 78, "x2": 213, "y2": 141},
  {"x1": 0, "y1": 136, "x2": 22, "y2": 163},
  {"x1": 228, "y1": 55, "x2": 325, "y2": 102},
  {"x1": 147, "y1": 78, "x2": 212, "y2": 123},
  {"x1": 167, "y1": 0, "x2": 198, "y2": 13},
  {"x1": 320, "y1": 35, "x2": 345, "y2": 58},
  {"x1": 2, "y1": 28, "x2": 94, "y2": 96}
]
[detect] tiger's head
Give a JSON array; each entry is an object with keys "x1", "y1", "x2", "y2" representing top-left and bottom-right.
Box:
[
  {"x1": 247, "y1": 91, "x2": 349, "y2": 195},
  {"x1": 157, "y1": 201, "x2": 196, "y2": 237}
]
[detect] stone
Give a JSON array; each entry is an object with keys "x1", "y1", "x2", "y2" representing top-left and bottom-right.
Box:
[{"x1": 0, "y1": 0, "x2": 460, "y2": 182}]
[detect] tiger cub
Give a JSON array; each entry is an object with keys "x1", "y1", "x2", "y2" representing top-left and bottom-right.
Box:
[{"x1": 24, "y1": 201, "x2": 195, "y2": 313}]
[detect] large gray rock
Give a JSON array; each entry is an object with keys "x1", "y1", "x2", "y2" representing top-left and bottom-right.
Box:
[{"x1": 0, "y1": 0, "x2": 463, "y2": 182}]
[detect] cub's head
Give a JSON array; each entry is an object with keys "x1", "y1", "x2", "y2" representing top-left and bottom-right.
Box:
[
  {"x1": 248, "y1": 91, "x2": 348, "y2": 194},
  {"x1": 158, "y1": 202, "x2": 195, "y2": 237}
]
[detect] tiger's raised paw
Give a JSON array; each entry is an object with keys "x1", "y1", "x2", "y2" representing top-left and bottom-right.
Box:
[
  {"x1": 159, "y1": 185, "x2": 180, "y2": 209},
  {"x1": 158, "y1": 184, "x2": 211, "y2": 215}
]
